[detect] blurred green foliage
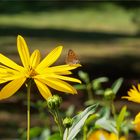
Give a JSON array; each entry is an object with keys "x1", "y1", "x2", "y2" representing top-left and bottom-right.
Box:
[{"x1": 0, "y1": 1, "x2": 139, "y2": 14}]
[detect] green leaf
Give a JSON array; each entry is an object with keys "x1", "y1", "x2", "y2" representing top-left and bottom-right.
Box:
[
  {"x1": 85, "y1": 114, "x2": 99, "y2": 126},
  {"x1": 95, "y1": 117, "x2": 118, "y2": 134},
  {"x1": 48, "y1": 133, "x2": 62, "y2": 140},
  {"x1": 30, "y1": 127, "x2": 43, "y2": 138},
  {"x1": 21, "y1": 127, "x2": 43, "y2": 139},
  {"x1": 39, "y1": 128, "x2": 50, "y2": 140},
  {"x1": 92, "y1": 77, "x2": 109, "y2": 91},
  {"x1": 78, "y1": 70, "x2": 90, "y2": 83},
  {"x1": 111, "y1": 78, "x2": 123, "y2": 94},
  {"x1": 93, "y1": 77, "x2": 109, "y2": 83},
  {"x1": 66, "y1": 105, "x2": 75, "y2": 117},
  {"x1": 63, "y1": 104, "x2": 98, "y2": 140},
  {"x1": 116, "y1": 105, "x2": 127, "y2": 133}
]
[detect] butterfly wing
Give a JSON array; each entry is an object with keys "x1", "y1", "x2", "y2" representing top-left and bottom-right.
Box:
[{"x1": 66, "y1": 49, "x2": 80, "y2": 65}]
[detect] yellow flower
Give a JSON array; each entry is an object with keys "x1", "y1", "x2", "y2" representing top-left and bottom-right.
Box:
[
  {"x1": 133, "y1": 112, "x2": 140, "y2": 133},
  {"x1": 122, "y1": 84, "x2": 140, "y2": 103},
  {"x1": 0, "y1": 35, "x2": 81, "y2": 100},
  {"x1": 88, "y1": 130, "x2": 126, "y2": 140},
  {"x1": 133, "y1": 112, "x2": 140, "y2": 125},
  {"x1": 109, "y1": 133, "x2": 126, "y2": 140},
  {"x1": 88, "y1": 130, "x2": 109, "y2": 140}
]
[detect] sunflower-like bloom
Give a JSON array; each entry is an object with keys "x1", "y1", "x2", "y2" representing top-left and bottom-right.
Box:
[
  {"x1": 87, "y1": 130, "x2": 109, "y2": 140},
  {"x1": 133, "y1": 112, "x2": 140, "y2": 133},
  {"x1": 0, "y1": 35, "x2": 81, "y2": 100},
  {"x1": 87, "y1": 130, "x2": 126, "y2": 140},
  {"x1": 109, "y1": 133, "x2": 126, "y2": 140},
  {"x1": 122, "y1": 84, "x2": 140, "y2": 103},
  {"x1": 133, "y1": 112, "x2": 140, "y2": 125}
]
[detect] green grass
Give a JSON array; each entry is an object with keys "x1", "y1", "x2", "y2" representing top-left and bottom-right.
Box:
[
  {"x1": 0, "y1": 3, "x2": 139, "y2": 65},
  {"x1": 0, "y1": 3, "x2": 139, "y2": 34}
]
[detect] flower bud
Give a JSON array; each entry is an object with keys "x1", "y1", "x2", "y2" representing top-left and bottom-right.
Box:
[
  {"x1": 47, "y1": 95, "x2": 62, "y2": 110},
  {"x1": 104, "y1": 88, "x2": 115, "y2": 100},
  {"x1": 63, "y1": 117, "x2": 73, "y2": 128}
]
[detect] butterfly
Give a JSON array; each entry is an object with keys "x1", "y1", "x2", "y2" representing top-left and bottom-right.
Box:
[{"x1": 65, "y1": 49, "x2": 80, "y2": 65}]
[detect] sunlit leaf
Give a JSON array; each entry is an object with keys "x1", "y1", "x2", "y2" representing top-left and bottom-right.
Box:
[
  {"x1": 21, "y1": 127, "x2": 43, "y2": 139},
  {"x1": 92, "y1": 77, "x2": 109, "y2": 91},
  {"x1": 78, "y1": 70, "x2": 90, "y2": 83},
  {"x1": 39, "y1": 128, "x2": 50, "y2": 140},
  {"x1": 63, "y1": 104, "x2": 98, "y2": 140},
  {"x1": 48, "y1": 133, "x2": 62, "y2": 140},
  {"x1": 116, "y1": 105, "x2": 127, "y2": 133},
  {"x1": 66, "y1": 105, "x2": 75, "y2": 117},
  {"x1": 111, "y1": 78, "x2": 123, "y2": 94},
  {"x1": 93, "y1": 77, "x2": 109, "y2": 83},
  {"x1": 95, "y1": 117, "x2": 118, "y2": 134},
  {"x1": 85, "y1": 114, "x2": 99, "y2": 126}
]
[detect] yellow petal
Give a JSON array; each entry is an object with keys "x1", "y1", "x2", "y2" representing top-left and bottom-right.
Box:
[
  {"x1": 39, "y1": 77, "x2": 77, "y2": 94},
  {"x1": 36, "y1": 74, "x2": 81, "y2": 83},
  {"x1": 138, "y1": 84, "x2": 140, "y2": 92},
  {"x1": 88, "y1": 130, "x2": 109, "y2": 140},
  {"x1": 0, "y1": 65, "x2": 21, "y2": 75},
  {"x1": 56, "y1": 71, "x2": 72, "y2": 75},
  {"x1": 49, "y1": 74, "x2": 81, "y2": 83},
  {"x1": 120, "y1": 136, "x2": 126, "y2": 140},
  {"x1": 133, "y1": 112, "x2": 140, "y2": 124},
  {"x1": 30, "y1": 50, "x2": 40, "y2": 69},
  {"x1": 122, "y1": 84, "x2": 140, "y2": 103},
  {"x1": 36, "y1": 46, "x2": 63, "y2": 71},
  {"x1": 109, "y1": 133, "x2": 118, "y2": 140},
  {"x1": 0, "y1": 73, "x2": 25, "y2": 84},
  {"x1": 0, "y1": 65, "x2": 26, "y2": 84},
  {"x1": 0, "y1": 77, "x2": 26, "y2": 100},
  {"x1": 34, "y1": 79, "x2": 52, "y2": 100},
  {"x1": 121, "y1": 96, "x2": 129, "y2": 99},
  {"x1": 122, "y1": 96, "x2": 140, "y2": 103},
  {"x1": 48, "y1": 64, "x2": 81, "y2": 72},
  {"x1": 0, "y1": 53, "x2": 23, "y2": 71},
  {"x1": 38, "y1": 64, "x2": 81, "y2": 74},
  {"x1": 0, "y1": 77, "x2": 7, "y2": 84},
  {"x1": 17, "y1": 35, "x2": 30, "y2": 68}
]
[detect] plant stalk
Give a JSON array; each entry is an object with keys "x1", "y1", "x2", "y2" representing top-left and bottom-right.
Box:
[
  {"x1": 86, "y1": 83, "x2": 94, "y2": 103},
  {"x1": 27, "y1": 81, "x2": 31, "y2": 140},
  {"x1": 54, "y1": 108, "x2": 63, "y2": 137}
]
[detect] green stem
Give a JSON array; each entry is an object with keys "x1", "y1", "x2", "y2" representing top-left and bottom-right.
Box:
[
  {"x1": 87, "y1": 83, "x2": 94, "y2": 102},
  {"x1": 66, "y1": 128, "x2": 69, "y2": 140},
  {"x1": 111, "y1": 101, "x2": 117, "y2": 121},
  {"x1": 49, "y1": 108, "x2": 63, "y2": 137},
  {"x1": 83, "y1": 125, "x2": 88, "y2": 140},
  {"x1": 27, "y1": 80, "x2": 31, "y2": 140},
  {"x1": 54, "y1": 108, "x2": 63, "y2": 137},
  {"x1": 111, "y1": 101, "x2": 120, "y2": 139}
]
